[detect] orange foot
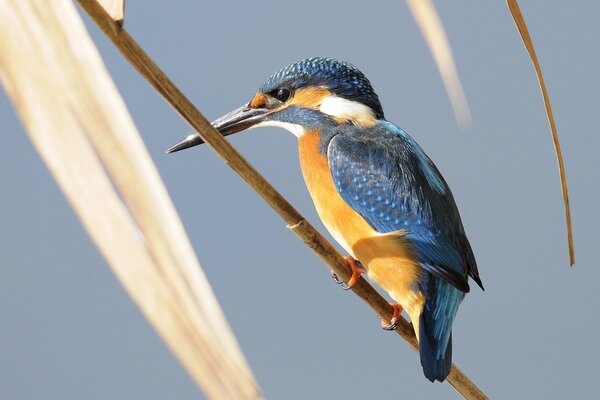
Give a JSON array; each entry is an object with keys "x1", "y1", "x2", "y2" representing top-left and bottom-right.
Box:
[
  {"x1": 330, "y1": 257, "x2": 364, "y2": 290},
  {"x1": 381, "y1": 303, "x2": 403, "y2": 331}
]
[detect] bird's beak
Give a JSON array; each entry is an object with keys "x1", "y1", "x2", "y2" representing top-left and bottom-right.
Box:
[{"x1": 166, "y1": 104, "x2": 270, "y2": 153}]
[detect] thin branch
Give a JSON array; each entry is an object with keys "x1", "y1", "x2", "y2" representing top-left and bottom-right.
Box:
[
  {"x1": 76, "y1": 1, "x2": 489, "y2": 398},
  {"x1": 507, "y1": 0, "x2": 575, "y2": 265},
  {"x1": 0, "y1": 1, "x2": 261, "y2": 399},
  {"x1": 406, "y1": 0, "x2": 472, "y2": 130}
]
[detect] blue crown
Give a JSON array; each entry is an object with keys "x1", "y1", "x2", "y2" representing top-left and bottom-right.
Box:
[{"x1": 259, "y1": 57, "x2": 384, "y2": 119}]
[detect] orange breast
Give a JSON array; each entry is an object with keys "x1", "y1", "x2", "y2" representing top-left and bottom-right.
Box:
[
  {"x1": 298, "y1": 131, "x2": 425, "y2": 319},
  {"x1": 298, "y1": 131, "x2": 375, "y2": 255}
]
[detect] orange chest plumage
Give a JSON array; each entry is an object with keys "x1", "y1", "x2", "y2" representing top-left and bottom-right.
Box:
[{"x1": 297, "y1": 131, "x2": 375, "y2": 256}]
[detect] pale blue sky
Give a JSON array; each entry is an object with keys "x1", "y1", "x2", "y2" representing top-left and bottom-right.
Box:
[{"x1": 1, "y1": 1, "x2": 599, "y2": 399}]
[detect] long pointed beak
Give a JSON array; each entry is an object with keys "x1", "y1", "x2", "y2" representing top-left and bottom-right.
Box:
[{"x1": 166, "y1": 104, "x2": 270, "y2": 153}]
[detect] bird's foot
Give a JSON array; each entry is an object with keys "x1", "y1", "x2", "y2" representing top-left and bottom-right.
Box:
[
  {"x1": 331, "y1": 257, "x2": 364, "y2": 290},
  {"x1": 381, "y1": 303, "x2": 403, "y2": 331}
]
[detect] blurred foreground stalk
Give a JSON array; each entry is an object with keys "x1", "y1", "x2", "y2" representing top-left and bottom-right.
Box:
[
  {"x1": 406, "y1": 0, "x2": 472, "y2": 130},
  {"x1": 0, "y1": 1, "x2": 262, "y2": 399}
]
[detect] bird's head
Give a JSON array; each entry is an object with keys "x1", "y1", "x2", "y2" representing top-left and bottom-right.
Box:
[{"x1": 167, "y1": 57, "x2": 384, "y2": 153}]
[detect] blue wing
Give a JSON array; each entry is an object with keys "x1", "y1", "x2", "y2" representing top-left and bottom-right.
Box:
[
  {"x1": 327, "y1": 121, "x2": 482, "y2": 381},
  {"x1": 327, "y1": 121, "x2": 482, "y2": 292}
]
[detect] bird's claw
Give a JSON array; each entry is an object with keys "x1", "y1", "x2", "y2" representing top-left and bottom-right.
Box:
[
  {"x1": 331, "y1": 270, "x2": 344, "y2": 285},
  {"x1": 381, "y1": 303, "x2": 403, "y2": 331},
  {"x1": 330, "y1": 257, "x2": 364, "y2": 290}
]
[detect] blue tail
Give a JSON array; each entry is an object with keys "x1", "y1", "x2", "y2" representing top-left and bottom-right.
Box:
[
  {"x1": 418, "y1": 276, "x2": 464, "y2": 382},
  {"x1": 419, "y1": 319, "x2": 453, "y2": 382}
]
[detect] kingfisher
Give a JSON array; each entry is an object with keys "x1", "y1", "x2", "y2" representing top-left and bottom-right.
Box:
[{"x1": 167, "y1": 57, "x2": 483, "y2": 382}]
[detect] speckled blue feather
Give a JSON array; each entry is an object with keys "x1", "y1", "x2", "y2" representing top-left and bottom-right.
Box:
[{"x1": 327, "y1": 121, "x2": 480, "y2": 291}]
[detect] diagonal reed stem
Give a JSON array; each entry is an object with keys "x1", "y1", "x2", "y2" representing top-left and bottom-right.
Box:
[
  {"x1": 76, "y1": 1, "x2": 488, "y2": 398},
  {"x1": 507, "y1": 0, "x2": 575, "y2": 266}
]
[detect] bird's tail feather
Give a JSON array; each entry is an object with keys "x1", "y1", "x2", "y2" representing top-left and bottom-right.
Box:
[
  {"x1": 417, "y1": 274, "x2": 463, "y2": 382},
  {"x1": 419, "y1": 319, "x2": 452, "y2": 382}
]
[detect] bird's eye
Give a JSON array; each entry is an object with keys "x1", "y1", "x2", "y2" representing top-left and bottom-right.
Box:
[{"x1": 273, "y1": 87, "x2": 291, "y2": 102}]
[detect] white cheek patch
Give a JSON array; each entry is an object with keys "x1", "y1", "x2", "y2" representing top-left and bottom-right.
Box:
[
  {"x1": 319, "y1": 96, "x2": 376, "y2": 126},
  {"x1": 253, "y1": 120, "x2": 306, "y2": 138}
]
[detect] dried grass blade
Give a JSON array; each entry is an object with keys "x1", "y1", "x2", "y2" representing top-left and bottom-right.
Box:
[{"x1": 507, "y1": 0, "x2": 575, "y2": 265}]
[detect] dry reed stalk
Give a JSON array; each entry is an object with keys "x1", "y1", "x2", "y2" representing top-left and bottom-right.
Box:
[
  {"x1": 406, "y1": 0, "x2": 472, "y2": 130},
  {"x1": 0, "y1": 1, "x2": 262, "y2": 399},
  {"x1": 75, "y1": 1, "x2": 489, "y2": 398},
  {"x1": 507, "y1": 0, "x2": 575, "y2": 265}
]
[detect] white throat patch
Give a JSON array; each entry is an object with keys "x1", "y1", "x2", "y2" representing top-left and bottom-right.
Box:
[
  {"x1": 319, "y1": 96, "x2": 376, "y2": 126},
  {"x1": 253, "y1": 120, "x2": 306, "y2": 138}
]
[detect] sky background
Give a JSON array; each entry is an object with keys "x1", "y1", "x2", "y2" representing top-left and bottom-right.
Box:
[{"x1": 1, "y1": 1, "x2": 599, "y2": 399}]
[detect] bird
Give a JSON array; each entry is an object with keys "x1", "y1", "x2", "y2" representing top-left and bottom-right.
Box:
[{"x1": 167, "y1": 57, "x2": 483, "y2": 382}]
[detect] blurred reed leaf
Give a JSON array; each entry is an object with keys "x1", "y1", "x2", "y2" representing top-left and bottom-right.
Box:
[
  {"x1": 0, "y1": 1, "x2": 263, "y2": 399},
  {"x1": 406, "y1": 0, "x2": 472, "y2": 130}
]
